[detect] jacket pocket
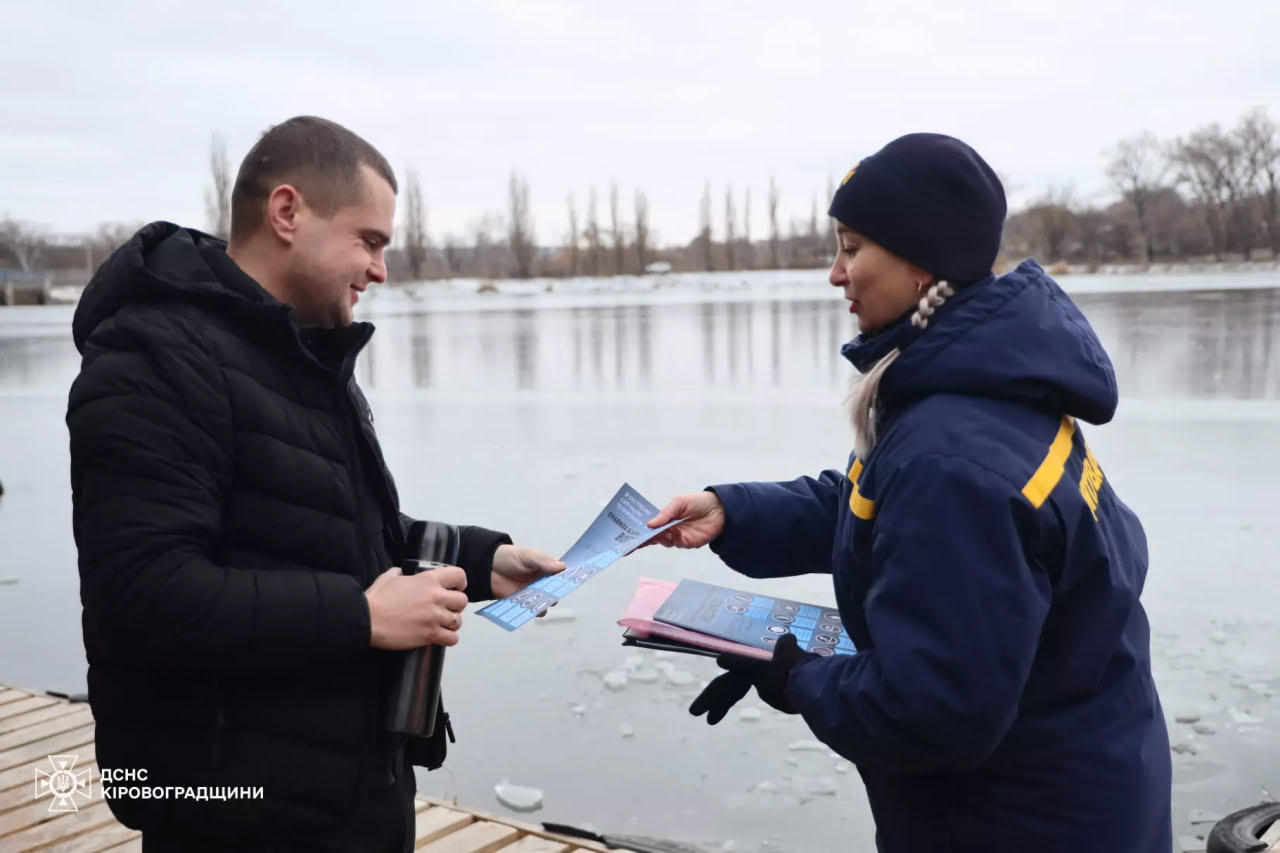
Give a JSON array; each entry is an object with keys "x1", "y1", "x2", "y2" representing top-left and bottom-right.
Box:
[{"x1": 404, "y1": 697, "x2": 454, "y2": 771}]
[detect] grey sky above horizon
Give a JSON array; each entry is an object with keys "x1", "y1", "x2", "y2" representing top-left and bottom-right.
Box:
[{"x1": 3, "y1": 0, "x2": 1278, "y2": 248}]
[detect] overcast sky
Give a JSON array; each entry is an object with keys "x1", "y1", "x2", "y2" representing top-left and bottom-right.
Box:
[{"x1": 3, "y1": 0, "x2": 1278, "y2": 247}]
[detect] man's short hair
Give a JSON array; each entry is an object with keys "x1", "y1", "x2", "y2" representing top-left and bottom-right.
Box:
[{"x1": 229, "y1": 116, "x2": 398, "y2": 243}]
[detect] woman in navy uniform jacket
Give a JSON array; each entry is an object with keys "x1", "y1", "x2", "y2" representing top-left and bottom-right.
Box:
[{"x1": 646, "y1": 133, "x2": 1172, "y2": 853}]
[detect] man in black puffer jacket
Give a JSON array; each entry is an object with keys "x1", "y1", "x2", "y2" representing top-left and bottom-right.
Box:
[{"x1": 67, "y1": 116, "x2": 565, "y2": 852}]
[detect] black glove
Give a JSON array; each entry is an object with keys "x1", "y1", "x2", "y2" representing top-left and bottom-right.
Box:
[{"x1": 689, "y1": 633, "x2": 814, "y2": 724}]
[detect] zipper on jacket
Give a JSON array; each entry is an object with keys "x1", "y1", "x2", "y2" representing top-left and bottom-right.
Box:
[
  {"x1": 331, "y1": 329, "x2": 418, "y2": 791},
  {"x1": 336, "y1": 398, "x2": 377, "y2": 588},
  {"x1": 334, "y1": 387, "x2": 380, "y2": 794},
  {"x1": 294, "y1": 323, "x2": 387, "y2": 794}
]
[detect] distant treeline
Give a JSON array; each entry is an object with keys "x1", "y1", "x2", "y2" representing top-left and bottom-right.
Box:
[{"x1": 2, "y1": 106, "x2": 1276, "y2": 281}]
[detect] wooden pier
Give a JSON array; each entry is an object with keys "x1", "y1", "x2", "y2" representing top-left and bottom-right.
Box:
[
  {"x1": 0, "y1": 684, "x2": 614, "y2": 852},
  {"x1": 0, "y1": 277, "x2": 53, "y2": 306}
]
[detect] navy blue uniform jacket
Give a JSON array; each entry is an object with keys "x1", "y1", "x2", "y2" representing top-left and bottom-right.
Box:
[{"x1": 709, "y1": 261, "x2": 1172, "y2": 852}]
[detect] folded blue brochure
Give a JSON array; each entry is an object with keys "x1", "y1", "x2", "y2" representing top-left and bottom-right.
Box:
[{"x1": 478, "y1": 483, "x2": 683, "y2": 631}]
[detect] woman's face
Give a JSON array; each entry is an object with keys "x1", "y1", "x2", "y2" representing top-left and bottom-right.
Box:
[{"x1": 828, "y1": 224, "x2": 930, "y2": 334}]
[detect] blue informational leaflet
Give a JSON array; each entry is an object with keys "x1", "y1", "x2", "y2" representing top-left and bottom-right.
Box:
[
  {"x1": 478, "y1": 483, "x2": 684, "y2": 631},
  {"x1": 653, "y1": 579, "x2": 855, "y2": 657}
]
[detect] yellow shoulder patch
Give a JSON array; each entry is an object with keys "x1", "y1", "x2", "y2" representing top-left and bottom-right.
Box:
[
  {"x1": 847, "y1": 459, "x2": 876, "y2": 520},
  {"x1": 1021, "y1": 417, "x2": 1076, "y2": 508},
  {"x1": 840, "y1": 163, "x2": 859, "y2": 186}
]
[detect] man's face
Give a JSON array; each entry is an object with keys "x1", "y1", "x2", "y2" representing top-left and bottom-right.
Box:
[{"x1": 287, "y1": 164, "x2": 395, "y2": 328}]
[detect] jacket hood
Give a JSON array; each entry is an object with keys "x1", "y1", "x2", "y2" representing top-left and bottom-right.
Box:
[
  {"x1": 72, "y1": 221, "x2": 280, "y2": 353},
  {"x1": 841, "y1": 259, "x2": 1118, "y2": 424}
]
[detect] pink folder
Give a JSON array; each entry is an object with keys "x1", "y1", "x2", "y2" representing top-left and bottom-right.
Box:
[{"x1": 618, "y1": 577, "x2": 771, "y2": 661}]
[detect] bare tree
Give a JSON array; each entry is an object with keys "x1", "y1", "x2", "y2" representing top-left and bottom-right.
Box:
[
  {"x1": 204, "y1": 133, "x2": 232, "y2": 240},
  {"x1": 0, "y1": 217, "x2": 47, "y2": 271},
  {"x1": 442, "y1": 236, "x2": 463, "y2": 278},
  {"x1": 1026, "y1": 186, "x2": 1077, "y2": 261},
  {"x1": 508, "y1": 171, "x2": 534, "y2": 278},
  {"x1": 788, "y1": 219, "x2": 803, "y2": 268},
  {"x1": 1171, "y1": 128, "x2": 1236, "y2": 259},
  {"x1": 1105, "y1": 133, "x2": 1166, "y2": 262},
  {"x1": 1238, "y1": 107, "x2": 1280, "y2": 253},
  {"x1": 699, "y1": 182, "x2": 714, "y2": 271},
  {"x1": 768, "y1": 175, "x2": 780, "y2": 269},
  {"x1": 808, "y1": 191, "x2": 820, "y2": 266},
  {"x1": 566, "y1": 194, "x2": 580, "y2": 276},
  {"x1": 1100, "y1": 208, "x2": 1138, "y2": 261},
  {"x1": 724, "y1": 187, "x2": 737, "y2": 270},
  {"x1": 1074, "y1": 206, "x2": 1109, "y2": 268},
  {"x1": 1175, "y1": 123, "x2": 1265, "y2": 258},
  {"x1": 1145, "y1": 187, "x2": 1204, "y2": 259},
  {"x1": 743, "y1": 186, "x2": 752, "y2": 269},
  {"x1": 471, "y1": 214, "x2": 504, "y2": 279},
  {"x1": 585, "y1": 186, "x2": 602, "y2": 275},
  {"x1": 403, "y1": 169, "x2": 429, "y2": 280},
  {"x1": 610, "y1": 181, "x2": 625, "y2": 275},
  {"x1": 472, "y1": 225, "x2": 491, "y2": 279},
  {"x1": 634, "y1": 190, "x2": 650, "y2": 272},
  {"x1": 1205, "y1": 127, "x2": 1255, "y2": 256}
]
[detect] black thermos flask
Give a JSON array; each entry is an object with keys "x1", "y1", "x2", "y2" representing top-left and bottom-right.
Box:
[{"x1": 386, "y1": 521, "x2": 460, "y2": 737}]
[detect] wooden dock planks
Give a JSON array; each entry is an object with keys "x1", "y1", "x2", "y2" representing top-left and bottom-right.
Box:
[{"x1": 0, "y1": 683, "x2": 615, "y2": 852}]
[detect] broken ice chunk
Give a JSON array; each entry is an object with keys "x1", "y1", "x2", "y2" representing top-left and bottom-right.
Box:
[
  {"x1": 495, "y1": 780, "x2": 544, "y2": 813},
  {"x1": 665, "y1": 669, "x2": 698, "y2": 687},
  {"x1": 630, "y1": 668, "x2": 661, "y2": 684},
  {"x1": 1229, "y1": 708, "x2": 1264, "y2": 726},
  {"x1": 787, "y1": 740, "x2": 828, "y2": 753},
  {"x1": 804, "y1": 777, "x2": 838, "y2": 796}
]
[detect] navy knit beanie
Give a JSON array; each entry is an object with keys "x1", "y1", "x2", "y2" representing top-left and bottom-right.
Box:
[{"x1": 828, "y1": 133, "x2": 1006, "y2": 285}]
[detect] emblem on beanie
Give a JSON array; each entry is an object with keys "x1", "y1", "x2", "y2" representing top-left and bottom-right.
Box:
[{"x1": 841, "y1": 163, "x2": 859, "y2": 186}]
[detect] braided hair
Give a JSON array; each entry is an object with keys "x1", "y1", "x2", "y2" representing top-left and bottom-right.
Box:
[{"x1": 847, "y1": 280, "x2": 954, "y2": 458}]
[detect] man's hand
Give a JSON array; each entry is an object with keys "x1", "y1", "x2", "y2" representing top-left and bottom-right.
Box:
[
  {"x1": 491, "y1": 544, "x2": 566, "y2": 601},
  {"x1": 366, "y1": 565, "x2": 468, "y2": 650},
  {"x1": 644, "y1": 490, "x2": 725, "y2": 549}
]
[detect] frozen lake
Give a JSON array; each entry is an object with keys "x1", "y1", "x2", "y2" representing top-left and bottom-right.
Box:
[{"x1": 1, "y1": 268, "x2": 1278, "y2": 850}]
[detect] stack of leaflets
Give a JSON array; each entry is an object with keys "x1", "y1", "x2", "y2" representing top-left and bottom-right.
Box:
[{"x1": 618, "y1": 577, "x2": 856, "y2": 660}]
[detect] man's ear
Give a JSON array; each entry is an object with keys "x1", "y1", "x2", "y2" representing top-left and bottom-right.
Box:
[{"x1": 265, "y1": 185, "x2": 303, "y2": 246}]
